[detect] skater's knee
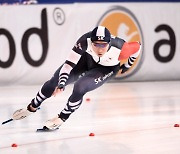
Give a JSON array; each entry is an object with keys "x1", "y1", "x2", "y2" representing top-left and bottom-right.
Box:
[{"x1": 73, "y1": 82, "x2": 88, "y2": 96}]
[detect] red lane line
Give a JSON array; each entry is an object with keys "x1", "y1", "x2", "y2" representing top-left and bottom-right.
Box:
[{"x1": 0, "y1": 126, "x2": 172, "y2": 149}]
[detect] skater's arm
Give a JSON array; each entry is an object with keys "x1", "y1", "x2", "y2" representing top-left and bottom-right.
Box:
[
  {"x1": 57, "y1": 33, "x2": 89, "y2": 92},
  {"x1": 57, "y1": 51, "x2": 81, "y2": 92}
]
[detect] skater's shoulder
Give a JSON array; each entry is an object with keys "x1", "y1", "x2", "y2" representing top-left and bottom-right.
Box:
[
  {"x1": 77, "y1": 32, "x2": 91, "y2": 43},
  {"x1": 110, "y1": 36, "x2": 126, "y2": 49}
]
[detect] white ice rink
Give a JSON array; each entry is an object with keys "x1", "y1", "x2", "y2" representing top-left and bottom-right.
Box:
[{"x1": 0, "y1": 81, "x2": 180, "y2": 154}]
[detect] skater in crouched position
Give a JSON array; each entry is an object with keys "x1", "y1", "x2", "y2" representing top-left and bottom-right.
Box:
[{"x1": 13, "y1": 26, "x2": 141, "y2": 130}]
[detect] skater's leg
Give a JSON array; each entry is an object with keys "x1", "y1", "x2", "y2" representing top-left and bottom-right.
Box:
[
  {"x1": 11, "y1": 67, "x2": 62, "y2": 120},
  {"x1": 12, "y1": 56, "x2": 89, "y2": 123},
  {"x1": 12, "y1": 65, "x2": 73, "y2": 120},
  {"x1": 59, "y1": 65, "x2": 120, "y2": 121},
  {"x1": 30, "y1": 67, "x2": 61, "y2": 108},
  {"x1": 30, "y1": 53, "x2": 90, "y2": 109}
]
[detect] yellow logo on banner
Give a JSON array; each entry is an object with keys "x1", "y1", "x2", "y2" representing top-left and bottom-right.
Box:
[{"x1": 97, "y1": 6, "x2": 144, "y2": 79}]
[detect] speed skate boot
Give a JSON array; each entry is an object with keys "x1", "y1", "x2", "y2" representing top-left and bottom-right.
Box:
[
  {"x1": 12, "y1": 104, "x2": 38, "y2": 120},
  {"x1": 44, "y1": 115, "x2": 64, "y2": 130}
]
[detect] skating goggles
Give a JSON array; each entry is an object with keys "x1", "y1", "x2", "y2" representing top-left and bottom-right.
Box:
[{"x1": 92, "y1": 42, "x2": 109, "y2": 48}]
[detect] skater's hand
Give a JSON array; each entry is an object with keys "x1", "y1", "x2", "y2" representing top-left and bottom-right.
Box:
[
  {"x1": 52, "y1": 87, "x2": 64, "y2": 97},
  {"x1": 120, "y1": 64, "x2": 129, "y2": 74},
  {"x1": 57, "y1": 83, "x2": 65, "y2": 91}
]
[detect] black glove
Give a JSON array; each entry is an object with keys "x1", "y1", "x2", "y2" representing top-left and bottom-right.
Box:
[
  {"x1": 57, "y1": 83, "x2": 65, "y2": 91},
  {"x1": 120, "y1": 64, "x2": 129, "y2": 74}
]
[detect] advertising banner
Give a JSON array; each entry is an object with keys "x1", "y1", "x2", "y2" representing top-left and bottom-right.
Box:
[{"x1": 0, "y1": 3, "x2": 180, "y2": 85}]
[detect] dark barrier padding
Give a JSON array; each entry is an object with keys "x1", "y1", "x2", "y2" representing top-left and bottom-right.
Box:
[{"x1": 1, "y1": 0, "x2": 180, "y2": 5}]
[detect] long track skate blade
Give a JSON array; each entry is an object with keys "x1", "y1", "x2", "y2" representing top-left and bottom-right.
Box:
[
  {"x1": 36, "y1": 126, "x2": 59, "y2": 132},
  {"x1": 2, "y1": 118, "x2": 13, "y2": 125}
]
